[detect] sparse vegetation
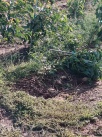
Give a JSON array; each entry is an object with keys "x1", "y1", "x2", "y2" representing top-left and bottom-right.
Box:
[
  {"x1": 0, "y1": 0, "x2": 102, "y2": 137},
  {"x1": 0, "y1": 88, "x2": 102, "y2": 136}
]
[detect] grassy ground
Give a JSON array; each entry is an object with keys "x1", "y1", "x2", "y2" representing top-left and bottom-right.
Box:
[
  {"x1": 0, "y1": 58, "x2": 102, "y2": 137},
  {"x1": 0, "y1": 81, "x2": 102, "y2": 137}
]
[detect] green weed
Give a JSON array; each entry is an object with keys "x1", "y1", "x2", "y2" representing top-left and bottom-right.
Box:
[{"x1": 0, "y1": 89, "x2": 101, "y2": 136}]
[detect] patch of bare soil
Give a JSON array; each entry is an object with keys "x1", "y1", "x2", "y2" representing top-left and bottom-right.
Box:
[
  {"x1": 12, "y1": 70, "x2": 102, "y2": 102},
  {"x1": 0, "y1": 45, "x2": 29, "y2": 56},
  {"x1": 12, "y1": 70, "x2": 76, "y2": 98},
  {"x1": 55, "y1": 0, "x2": 67, "y2": 9},
  {"x1": 0, "y1": 109, "x2": 14, "y2": 132},
  {"x1": 71, "y1": 80, "x2": 102, "y2": 105},
  {"x1": 78, "y1": 118, "x2": 102, "y2": 137}
]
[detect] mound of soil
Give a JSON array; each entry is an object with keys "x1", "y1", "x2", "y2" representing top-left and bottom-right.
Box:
[
  {"x1": 12, "y1": 70, "x2": 102, "y2": 102},
  {"x1": 13, "y1": 70, "x2": 75, "y2": 99}
]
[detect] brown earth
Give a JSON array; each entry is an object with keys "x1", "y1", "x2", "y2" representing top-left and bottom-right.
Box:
[
  {"x1": 8, "y1": 70, "x2": 102, "y2": 137},
  {"x1": 0, "y1": 45, "x2": 29, "y2": 57},
  {"x1": 78, "y1": 118, "x2": 102, "y2": 137},
  {"x1": 0, "y1": 109, "x2": 14, "y2": 132},
  {"x1": 55, "y1": 0, "x2": 67, "y2": 8},
  {"x1": 12, "y1": 70, "x2": 102, "y2": 102},
  {"x1": 10, "y1": 69, "x2": 102, "y2": 137}
]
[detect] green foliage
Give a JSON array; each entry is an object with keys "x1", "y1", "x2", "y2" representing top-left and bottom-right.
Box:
[
  {"x1": 0, "y1": 0, "x2": 53, "y2": 43},
  {"x1": 27, "y1": 8, "x2": 52, "y2": 45},
  {"x1": 0, "y1": 0, "x2": 25, "y2": 42},
  {"x1": 0, "y1": 63, "x2": 5, "y2": 85},
  {"x1": 0, "y1": 1, "x2": 102, "y2": 136},
  {"x1": 96, "y1": 0, "x2": 102, "y2": 23},
  {"x1": 28, "y1": 8, "x2": 102, "y2": 80},
  {"x1": 0, "y1": 0, "x2": 102, "y2": 80},
  {"x1": 67, "y1": 0, "x2": 86, "y2": 19},
  {"x1": 77, "y1": 13, "x2": 100, "y2": 47},
  {"x1": 95, "y1": 0, "x2": 102, "y2": 41},
  {"x1": 62, "y1": 50, "x2": 102, "y2": 80}
]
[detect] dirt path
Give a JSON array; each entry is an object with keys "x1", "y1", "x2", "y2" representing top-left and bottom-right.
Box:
[{"x1": 0, "y1": 45, "x2": 29, "y2": 56}]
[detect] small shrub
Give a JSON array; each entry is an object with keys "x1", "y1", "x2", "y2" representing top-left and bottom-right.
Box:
[{"x1": 62, "y1": 50, "x2": 102, "y2": 80}]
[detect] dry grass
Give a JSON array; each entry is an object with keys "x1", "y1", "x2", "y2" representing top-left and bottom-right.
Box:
[{"x1": 0, "y1": 87, "x2": 102, "y2": 137}]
